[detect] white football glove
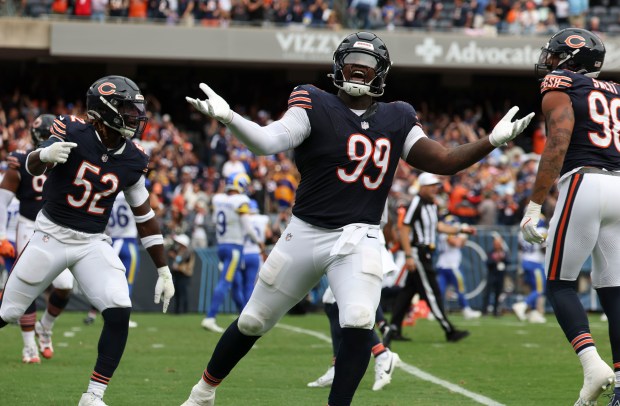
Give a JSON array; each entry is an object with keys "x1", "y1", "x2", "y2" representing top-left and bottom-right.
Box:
[
  {"x1": 154, "y1": 266, "x2": 175, "y2": 313},
  {"x1": 185, "y1": 83, "x2": 233, "y2": 124},
  {"x1": 520, "y1": 201, "x2": 545, "y2": 244},
  {"x1": 39, "y1": 142, "x2": 78, "y2": 164},
  {"x1": 489, "y1": 107, "x2": 535, "y2": 147}
]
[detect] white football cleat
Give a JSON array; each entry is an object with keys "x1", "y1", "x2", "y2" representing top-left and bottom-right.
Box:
[
  {"x1": 22, "y1": 344, "x2": 41, "y2": 364},
  {"x1": 35, "y1": 320, "x2": 54, "y2": 359},
  {"x1": 527, "y1": 310, "x2": 547, "y2": 324},
  {"x1": 181, "y1": 382, "x2": 215, "y2": 406},
  {"x1": 512, "y1": 301, "x2": 528, "y2": 322},
  {"x1": 307, "y1": 365, "x2": 335, "y2": 388},
  {"x1": 128, "y1": 320, "x2": 138, "y2": 328},
  {"x1": 201, "y1": 317, "x2": 225, "y2": 333},
  {"x1": 574, "y1": 358, "x2": 614, "y2": 405},
  {"x1": 601, "y1": 313, "x2": 608, "y2": 322},
  {"x1": 373, "y1": 351, "x2": 400, "y2": 391},
  {"x1": 78, "y1": 392, "x2": 109, "y2": 406},
  {"x1": 463, "y1": 307, "x2": 482, "y2": 320}
]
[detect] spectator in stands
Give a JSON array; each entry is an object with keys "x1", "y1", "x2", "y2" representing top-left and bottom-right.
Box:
[
  {"x1": 245, "y1": 0, "x2": 265, "y2": 25},
  {"x1": 109, "y1": 0, "x2": 129, "y2": 17},
  {"x1": 349, "y1": 0, "x2": 377, "y2": 29},
  {"x1": 451, "y1": 0, "x2": 473, "y2": 28},
  {"x1": 177, "y1": 0, "x2": 196, "y2": 25},
  {"x1": 91, "y1": 0, "x2": 108, "y2": 21},
  {"x1": 74, "y1": 0, "x2": 93, "y2": 17},
  {"x1": 129, "y1": 0, "x2": 148, "y2": 19}
]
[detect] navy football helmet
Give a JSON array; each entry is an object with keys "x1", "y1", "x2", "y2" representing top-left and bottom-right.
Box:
[
  {"x1": 86, "y1": 75, "x2": 148, "y2": 139},
  {"x1": 536, "y1": 28, "x2": 605, "y2": 78},
  {"x1": 30, "y1": 114, "x2": 55, "y2": 147},
  {"x1": 330, "y1": 32, "x2": 391, "y2": 97}
]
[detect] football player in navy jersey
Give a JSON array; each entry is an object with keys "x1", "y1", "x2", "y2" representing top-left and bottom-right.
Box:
[
  {"x1": 0, "y1": 114, "x2": 76, "y2": 364},
  {"x1": 520, "y1": 28, "x2": 619, "y2": 406},
  {"x1": 184, "y1": 31, "x2": 533, "y2": 406},
  {"x1": 0, "y1": 75, "x2": 174, "y2": 406}
]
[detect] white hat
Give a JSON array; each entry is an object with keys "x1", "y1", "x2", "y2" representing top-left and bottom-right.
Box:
[
  {"x1": 418, "y1": 172, "x2": 441, "y2": 187},
  {"x1": 173, "y1": 234, "x2": 191, "y2": 247}
]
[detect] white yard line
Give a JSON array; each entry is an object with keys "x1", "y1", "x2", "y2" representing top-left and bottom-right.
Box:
[{"x1": 276, "y1": 323, "x2": 505, "y2": 406}]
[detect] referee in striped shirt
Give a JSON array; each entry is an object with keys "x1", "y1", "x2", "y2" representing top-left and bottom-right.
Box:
[{"x1": 384, "y1": 173, "x2": 475, "y2": 346}]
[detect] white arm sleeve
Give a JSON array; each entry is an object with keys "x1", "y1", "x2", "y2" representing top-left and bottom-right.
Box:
[
  {"x1": 401, "y1": 125, "x2": 428, "y2": 160},
  {"x1": 228, "y1": 107, "x2": 311, "y2": 155},
  {"x1": 0, "y1": 188, "x2": 15, "y2": 240},
  {"x1": 124, "y1": 176, "x2": 150, "y2": 207},
  {"x1": 240, "y1": 214, "x2": 260, "y2": 244}
]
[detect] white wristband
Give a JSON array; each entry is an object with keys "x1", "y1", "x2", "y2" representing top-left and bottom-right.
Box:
[
  {"x1": 134, "y1": 209, "x2": 155, "y2": 224},
  {"x1": 141, "y1": 234, "x2": 164, "y2": 248}
]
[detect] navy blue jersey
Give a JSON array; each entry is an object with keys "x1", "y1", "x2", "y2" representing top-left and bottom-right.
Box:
[
  {"x1": 541, "y1": 69, "x2": 620, "y2": 175},
  {"x1": 11, "y1": 150, "x2": 46, "y2": 221},
  {"x1": 290, "y1": 85, "x2": 418, "y2": 229},
  {"x1": 41, "y1": 115, "x2": 149, "y2": 233}
]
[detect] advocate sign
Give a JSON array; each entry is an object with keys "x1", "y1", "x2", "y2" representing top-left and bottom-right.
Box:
[{"x1": 48, "y1": 23, "x2": 620, "y2": 72}]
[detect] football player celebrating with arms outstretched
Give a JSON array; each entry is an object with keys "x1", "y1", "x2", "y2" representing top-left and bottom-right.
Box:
[
  {"x1": 0, "y1": 76, "x2": 174, "y2": 406},
  {"x1": 184, "y1": 31, "x2": 533, "y2": 406},
  {"x1": 0, "y1": 114, "x2": 75, "y2": 363},
  {"x1": 521, "y1": 28, "x2": 619, "y2": 406}
]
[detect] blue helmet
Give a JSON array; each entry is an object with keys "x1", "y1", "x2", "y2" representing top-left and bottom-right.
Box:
[
  {"x1": 442, "y1": 215, "x2": 461, "y2": 226},
  {"x1": 248, "y1": 199, "x2": 259, "y2": 214},
  {"x1": 225, "y1": 172, "x2": 251, "y2": 194}
]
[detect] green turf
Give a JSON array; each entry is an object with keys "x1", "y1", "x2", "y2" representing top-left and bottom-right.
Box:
[{"x1": 0, "y1": 311, "x2": 612, "y2": 405}]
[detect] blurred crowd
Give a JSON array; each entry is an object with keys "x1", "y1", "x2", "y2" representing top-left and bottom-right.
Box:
[
  {"x1": 5, "y1": 0, "x2": 618, "y2": 36},
  {"x1": 0, "y1": 86, "x2": 552, "y2": 253}
]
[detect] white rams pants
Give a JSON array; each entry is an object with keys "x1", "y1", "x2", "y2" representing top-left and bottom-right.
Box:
[
  {"x1": 546, "y1": 170, "x2": 620, "y2": 288},
  {"x1": 0, "y1": 230, "x2": 129, "y2": 322},
  {"x1": 239, "y1": 216, "x2": 383, "y2": 335}
]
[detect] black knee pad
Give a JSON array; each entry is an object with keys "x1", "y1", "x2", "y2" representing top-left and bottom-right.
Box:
[{"x1": 101, "y1": 307, "x2": 131, "y2": 327}]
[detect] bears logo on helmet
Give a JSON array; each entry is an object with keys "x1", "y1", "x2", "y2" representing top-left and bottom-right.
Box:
[
  {"x1": 30, "y1": 114, "x2": 56, "y2": 147},
  {"x1": 86, "y1": 75, "x2": 148, "y2": 139},
  {"x1": 536, "y1": 28, "x2": 605, "y2": 78}
]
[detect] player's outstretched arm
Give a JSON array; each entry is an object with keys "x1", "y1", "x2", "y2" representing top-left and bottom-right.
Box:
[
  {"x1": 128, "y1": 187, "x2": 175, "y2": 313},
  {"x1": 187, "y1": 83, "x2": 309, "y2": 155},
  {"x1": 406, "y1": 106, "x2": 534, "y2": 175}
]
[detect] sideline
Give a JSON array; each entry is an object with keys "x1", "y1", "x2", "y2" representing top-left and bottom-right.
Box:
[{"x1": 276, "y1": 323, "x2": 505, "y2": 406}]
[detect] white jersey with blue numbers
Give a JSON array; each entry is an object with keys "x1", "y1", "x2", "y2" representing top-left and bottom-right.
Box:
[
  {"x1": 244, "y1": 214, "x2": 269, "y2": 255},
  {"x1": 518, "y1": 225, "x2": 547, "y2": 263},
  {"x1": 436, "y1": 233, "x2": 462, "y2": 269},
  {"x1": 106, "y1": 192, "x2": 137, "y2": 239},
  {"x1": 212, "y1": 192, "x2": 251, "y2": 245},
  {"x1": 6, "y1": 197, "x2": 19, "y2": 242}
]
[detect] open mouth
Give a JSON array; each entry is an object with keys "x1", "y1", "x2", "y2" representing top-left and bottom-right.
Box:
[{"x1": 350, "y1": 69, "x2": 367, "y2": 83}]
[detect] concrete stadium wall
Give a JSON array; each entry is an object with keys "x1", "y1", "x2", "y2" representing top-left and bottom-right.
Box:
[{"x1": 2, "y1": 18, "x2": 620, "y2": 74}]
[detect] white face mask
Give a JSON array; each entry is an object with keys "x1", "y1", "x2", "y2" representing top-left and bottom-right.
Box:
[{"x1": 340, "y1": 82, "x2": 372, "y2": 97}]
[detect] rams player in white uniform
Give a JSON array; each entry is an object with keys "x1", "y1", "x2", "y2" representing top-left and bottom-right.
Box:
[
  {"x1": 201, "y1": 172, "x2": 261, "y2": 333},
  {"x1": 238, "y1": 199, "x2": 270, "y2": 307},
  {"x1": 513, "y1": 219, "x2": 547, "y2": 324},
  {"x1": 435, "y1": 215, "x2": 481, "y2": 320}
]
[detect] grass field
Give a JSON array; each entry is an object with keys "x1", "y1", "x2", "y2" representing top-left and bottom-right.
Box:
[{"x1": 0, "y1": 311, "x2": 613, "y2": 405}]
